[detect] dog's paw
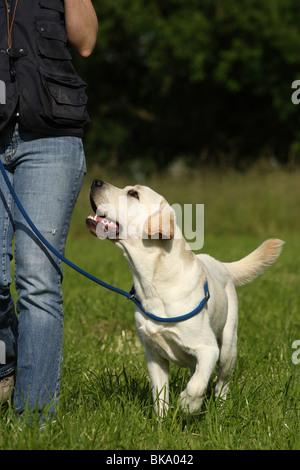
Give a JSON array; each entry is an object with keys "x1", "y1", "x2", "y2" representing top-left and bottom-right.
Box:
[{"x1": 179, "y1": 390, "x2": 203, "y2": 415}]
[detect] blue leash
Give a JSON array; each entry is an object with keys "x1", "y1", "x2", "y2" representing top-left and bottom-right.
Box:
[{"x1": 0, "y1": 159, "x2": 209, "y2": 323}]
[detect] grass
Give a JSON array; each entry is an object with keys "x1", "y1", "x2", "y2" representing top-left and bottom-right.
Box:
[{"x1": 0, "y1": 164, "x2": 299, "y2": 450}]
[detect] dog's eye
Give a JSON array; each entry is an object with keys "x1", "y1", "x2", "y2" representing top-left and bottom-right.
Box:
[{"x1": 127, "y1": 189, "x2": 139, "y2": 199}]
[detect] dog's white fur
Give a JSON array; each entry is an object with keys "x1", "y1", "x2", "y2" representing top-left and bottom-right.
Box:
[{"x1": 87, "y1": 181, "x2": 284, "y2": 416}]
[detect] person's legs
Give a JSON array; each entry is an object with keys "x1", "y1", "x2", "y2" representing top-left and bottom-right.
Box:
[{"x1": 0, "y1": 123, "x2": 86, "y2": 417}]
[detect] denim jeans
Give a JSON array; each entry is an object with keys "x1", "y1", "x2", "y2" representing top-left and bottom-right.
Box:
[{"x1": 0, "y1": 122, "x2": 86, "y2": 416}]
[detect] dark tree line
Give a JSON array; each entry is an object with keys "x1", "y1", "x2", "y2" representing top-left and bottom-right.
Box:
[{"x1": 74, "y1": 0, "x2": 300, "y2": 169}]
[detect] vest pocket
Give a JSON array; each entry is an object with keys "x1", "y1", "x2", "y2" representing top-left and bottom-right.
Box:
[
  {"x1": 40, "y1": 70, "x2": 89, "y2": 125},
  {"x1": 37, "y1": 20, "x2": 71, "y2": 60}
]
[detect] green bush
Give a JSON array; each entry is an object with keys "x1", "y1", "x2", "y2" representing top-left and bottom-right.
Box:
[{"x1": 75, "y1": 0, "x2": 300, "y2": 168}]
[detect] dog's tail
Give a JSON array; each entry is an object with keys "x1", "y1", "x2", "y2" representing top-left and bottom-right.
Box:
[{"x1": 224, "y1": 239, "x2": 284, "y2": 286}]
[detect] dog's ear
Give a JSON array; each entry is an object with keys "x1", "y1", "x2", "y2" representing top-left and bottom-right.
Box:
[{"x1": 144, "y1": 202, "x2": 175, "y2": 239}]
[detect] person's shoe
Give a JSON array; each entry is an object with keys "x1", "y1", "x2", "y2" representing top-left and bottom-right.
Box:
[{"x1": 0, "y1": 373, "x2": 14, "y2": 403}]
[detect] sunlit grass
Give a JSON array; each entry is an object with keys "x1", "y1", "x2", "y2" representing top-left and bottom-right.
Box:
[{"x1": 1, "y1": 165, "x2": 299, "y2": 449}]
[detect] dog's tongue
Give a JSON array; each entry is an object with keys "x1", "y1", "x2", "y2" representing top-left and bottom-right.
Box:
[{"x1": 86, "y1": 214, "x2": 119, "y2": 237}]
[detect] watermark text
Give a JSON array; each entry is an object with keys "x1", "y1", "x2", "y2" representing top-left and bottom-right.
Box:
[
  {"x1": 291, "y1": 80, "x2": 300, "y2": 104},
  {"x1": 291, "y1": 340, "x2": 300, "y2": 365},
  {"x1": 0, "y1": 80, "x2": 5, "y2": 104},
  {"x1": 91, "y1": 198, "x2": 204, "y2": 250},
  {"x1": 0, "y1": 340, "x2": 6, "y2": 364}
]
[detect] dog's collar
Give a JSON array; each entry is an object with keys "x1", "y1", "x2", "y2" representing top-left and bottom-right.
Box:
[{"x1": 129, "y1": 280, "x2": 210, "y2": 323}]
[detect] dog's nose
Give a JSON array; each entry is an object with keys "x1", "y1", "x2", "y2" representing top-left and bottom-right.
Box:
[{"x1": 92, "y1": 179, "x2": 104, "y2": 189}]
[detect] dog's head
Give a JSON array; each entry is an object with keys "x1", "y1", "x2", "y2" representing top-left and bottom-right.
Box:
[{"x1": 85, "y1": 179, "x2": 175, "y2": 242}]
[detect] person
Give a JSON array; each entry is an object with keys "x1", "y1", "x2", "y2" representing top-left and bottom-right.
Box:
[{"x1": 0, "y1": 0, "x2": 98, "y2": 421}]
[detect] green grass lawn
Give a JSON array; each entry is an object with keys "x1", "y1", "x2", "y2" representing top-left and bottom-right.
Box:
[{"x1": 0, "y1": 165, "x2": 299, "y2": 450}]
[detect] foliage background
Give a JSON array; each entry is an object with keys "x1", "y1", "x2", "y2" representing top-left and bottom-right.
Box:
[{"x1": 74, "y1": 0, "x2": 300, "y2": 171}]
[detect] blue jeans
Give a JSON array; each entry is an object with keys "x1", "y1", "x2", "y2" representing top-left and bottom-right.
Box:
[{"x1": 0, "y1": 122, "x2": 86, "y2": 417}]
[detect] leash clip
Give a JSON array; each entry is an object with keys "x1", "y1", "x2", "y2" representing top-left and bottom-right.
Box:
[{"x1": 127, "y1": 285, "x2": 136, "y2": 300}]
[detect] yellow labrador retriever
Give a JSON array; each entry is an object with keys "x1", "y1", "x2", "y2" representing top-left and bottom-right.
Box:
[{"x1": 86, "y1": 179, "x2": 283, "y2": 416}]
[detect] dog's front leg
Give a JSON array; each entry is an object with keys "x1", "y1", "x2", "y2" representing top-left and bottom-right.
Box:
[
  {"x1": 180, "y1": 346, "x2": 219, "y2": 414},
  {"x1": 145, "y1": 348, "x2": 169, "y2": 417}
]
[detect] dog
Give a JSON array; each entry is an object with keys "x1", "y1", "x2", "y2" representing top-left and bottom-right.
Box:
[{"x1": 86, "y1": 179, "x2": 283, "y2": 416}]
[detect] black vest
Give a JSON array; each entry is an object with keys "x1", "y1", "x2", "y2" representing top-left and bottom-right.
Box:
[{"x1": 0, "y1": 0, "x2": 90, "y2": 137}]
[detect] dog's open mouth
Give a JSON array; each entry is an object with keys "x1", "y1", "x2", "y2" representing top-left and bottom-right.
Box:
[
  {"x1": 85, "y1": 195, "x2": 120, "y2": 239},
  {"x1": 85, "y1": 214, "x2": 120, "y2": 238}
]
